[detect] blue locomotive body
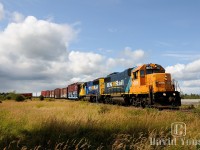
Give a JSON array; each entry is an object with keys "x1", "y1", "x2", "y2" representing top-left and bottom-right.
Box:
[{"x1": 104, "y1": 68, "x2": 134, "y2": 94}]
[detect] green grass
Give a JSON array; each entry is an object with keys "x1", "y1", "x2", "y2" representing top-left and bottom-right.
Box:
[{"x1": 0, "y1": 100, "x2": 200, "y2": 149}]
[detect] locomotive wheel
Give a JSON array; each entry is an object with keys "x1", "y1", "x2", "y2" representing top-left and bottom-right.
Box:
[
  {"x1": 141, "y1": 100, "x2": 146, "y2": 108},
  {"x1": 146, "y1": 98, "x2": 152, "y2": 108},
  {"x1": 98, "y1": 97, "x2": 103, "y2": 103},
  {"x1": 124, "y1": 97, "x2": 130, "y2": 106},
  {"x1": 141, "y1": 98, "x2": 148, "y2": 108},
  {"x1": 131, "y1": 97, "x2": 137, "y2": 106},
  {"x1": 135, "y1": 98, "x2": 141, "y2": 107},
  {"x1": 105, "y1": 97, "x2": 113, "y2": 104},
  {"x1": 89, "y1": 96, "x2": 96, "y2": 103},
  {"x1": 89, "y1": 97, "x2": 93, "y2": 102}
]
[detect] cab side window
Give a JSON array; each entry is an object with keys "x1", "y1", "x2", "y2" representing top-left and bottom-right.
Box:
[
  {"x1": 140, "y1": 70, "x2": 145, "y2": 77},
  {"x1": 133, "y1": 71, "x2": 138, "y2": 79}
]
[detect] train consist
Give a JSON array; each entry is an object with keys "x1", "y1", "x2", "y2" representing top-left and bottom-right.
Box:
[{"x1": 41, "y1": 63, "x2": 181, "y2": 108}]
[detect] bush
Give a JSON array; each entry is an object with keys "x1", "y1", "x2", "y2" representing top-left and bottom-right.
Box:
[
  {"x1": 39, "y1": 95, "x2": 44, "y2": 101},
  {"x1": 6, "y1": 92, "x2": 17, "y2": 100},
  {"x1": 28, "y1": 96, "x2": 32, "y2": 100},
  {"x1": 5, "y1": 95, "x2": 11, "y2": 100},
  {"x1": 0, "y1": 95, "x2": 5, "y2": 100},
  {"x1": 15, "y1": 95, "x2": 25, "y2": 102}
]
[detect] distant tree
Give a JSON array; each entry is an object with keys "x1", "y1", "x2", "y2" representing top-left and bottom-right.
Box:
[
  {"x1": 0, "y1": 95, "x2": 5, "y2": 100},
  {"x1": 6, "y1": 92, "x2": 18, "y2": 100},
  {"x1": 182, "y1": 93, "x2": 200, "y2": 99},
  {"x1": 15, "y1": 95, "x2": 25, "y2": 102},
  {"x1": 39, "y1": 95, "x2": 44, "y2": 101}
]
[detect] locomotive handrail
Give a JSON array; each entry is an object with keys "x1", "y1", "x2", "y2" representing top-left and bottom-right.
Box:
[{"x1": 172, "y1": 79, "x2": 182, "y2": 93}]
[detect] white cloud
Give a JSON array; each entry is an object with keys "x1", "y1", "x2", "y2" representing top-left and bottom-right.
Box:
[
  {"x1": 68, "y1": 51, "x2": 106, "y2": 75},
  {"x1": 165, "y1": 64, "x2": 185, "y2": 79},
  {"x1": 185, "y1": 59, "x2": 200, "y2": 72},
  {"x1": 67, "y1": 48, "x2": 146, "y2": 79},
  {"x1": 123, "y1": 47, "x2": 144, "y2": 59},
  {"x1": 107, "y1": 47, "x2": 145, "y2": 68},
  {"x1": 183, "y1": 80, "x2": 200, "y2": 87},
  {"x1": 0, "y1": 16, "x2": 78, "y2": 92},
  {"x1": 0, "y1": 3, "x2": 4, "y2": 20},
  {"x1": 166, "y1": 60, "x2": 200, "y2": 81},
  {"x1": 0, "y1": 16, "x2": 76, "y2": 61},
  {"x1": 166, "y1": 59, "x2": 200, "y2": 94}
]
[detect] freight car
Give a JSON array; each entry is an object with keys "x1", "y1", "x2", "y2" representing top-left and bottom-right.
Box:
[
  {"x1": 19, "y1": 93, "x2": 32, "y2": 99},
  {"x1": 67, "y1": 82, "x2": 83, "y2": 99},
  {"x1": 41, "y1": 91, "x2": 47, "y2": 97},
  {"x1": 54, "y1": 88, "x2": 61, "y2": 99},
  {"x1": 61, "y1": 87, "x2": 67, "y2": 98},
  {"x1": 40, "y1": 63, "x2": 181, "y2": 108},
  {"x1": 46, "y1": 90, "x2": 50, "y2": 98},
  {"x1": 50, "y1": 90, "x2": 54, "y2": 98}
]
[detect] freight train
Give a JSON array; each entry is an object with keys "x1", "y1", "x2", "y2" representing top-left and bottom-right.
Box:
[{"x1": 41, "y1": 63, "x2": 181, "y2": 108}]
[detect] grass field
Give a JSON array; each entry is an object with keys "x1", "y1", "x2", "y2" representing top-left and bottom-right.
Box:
[{"x1": 0, "y1": 99, "x2": 200, "y2": 150}]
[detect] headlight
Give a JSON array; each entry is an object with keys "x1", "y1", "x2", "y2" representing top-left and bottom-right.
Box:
[
  {"x1": 173, "y1": 93, "x2": 176, "y2": 96},
  {"x1": 163, "y1": 93, "x2": 166, "y2": 96}
]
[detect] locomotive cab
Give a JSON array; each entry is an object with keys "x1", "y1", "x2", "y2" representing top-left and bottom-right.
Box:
[{"x1": 130, "y1": 63, "x2": 181, "y2": 107}]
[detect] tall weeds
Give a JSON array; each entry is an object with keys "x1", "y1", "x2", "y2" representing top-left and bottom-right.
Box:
[{"x1": 0, "y1": 100, "x2": 199, "y2": 149}]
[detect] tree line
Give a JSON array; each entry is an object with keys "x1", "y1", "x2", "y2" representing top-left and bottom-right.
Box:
[
  {"x1": 181, "y1": 93, "x2": 200, "y2": 99},
  {"x1": 0, "y1": 92, "x2": 28, "y2": 102}
]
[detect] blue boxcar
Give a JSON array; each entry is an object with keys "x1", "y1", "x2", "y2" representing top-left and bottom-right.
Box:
[{"x1": 104, "y1": 68, "x2": 134, "y2": 94}]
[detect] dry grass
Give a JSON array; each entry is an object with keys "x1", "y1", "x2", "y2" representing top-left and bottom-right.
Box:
[{"x1": 0, "y1": 99, "x2": 200, "y2": 149}]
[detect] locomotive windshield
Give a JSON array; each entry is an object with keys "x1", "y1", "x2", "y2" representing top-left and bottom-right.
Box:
[
  {"x1": 145, "y1": 64, "x2": 164, "y2": 74},
  {"x1": 146, "y1": 69, "x2": 161, "y2": 74}
]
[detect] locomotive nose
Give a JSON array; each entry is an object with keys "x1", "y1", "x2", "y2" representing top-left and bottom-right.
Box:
[{"x1": 153, "y1": 73, "x2": 174, "y2": 92}]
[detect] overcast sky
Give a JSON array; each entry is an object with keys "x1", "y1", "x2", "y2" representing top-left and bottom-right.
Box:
[{"x1": 0, "y1": 0, "x2": 200, "y2": 94}]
